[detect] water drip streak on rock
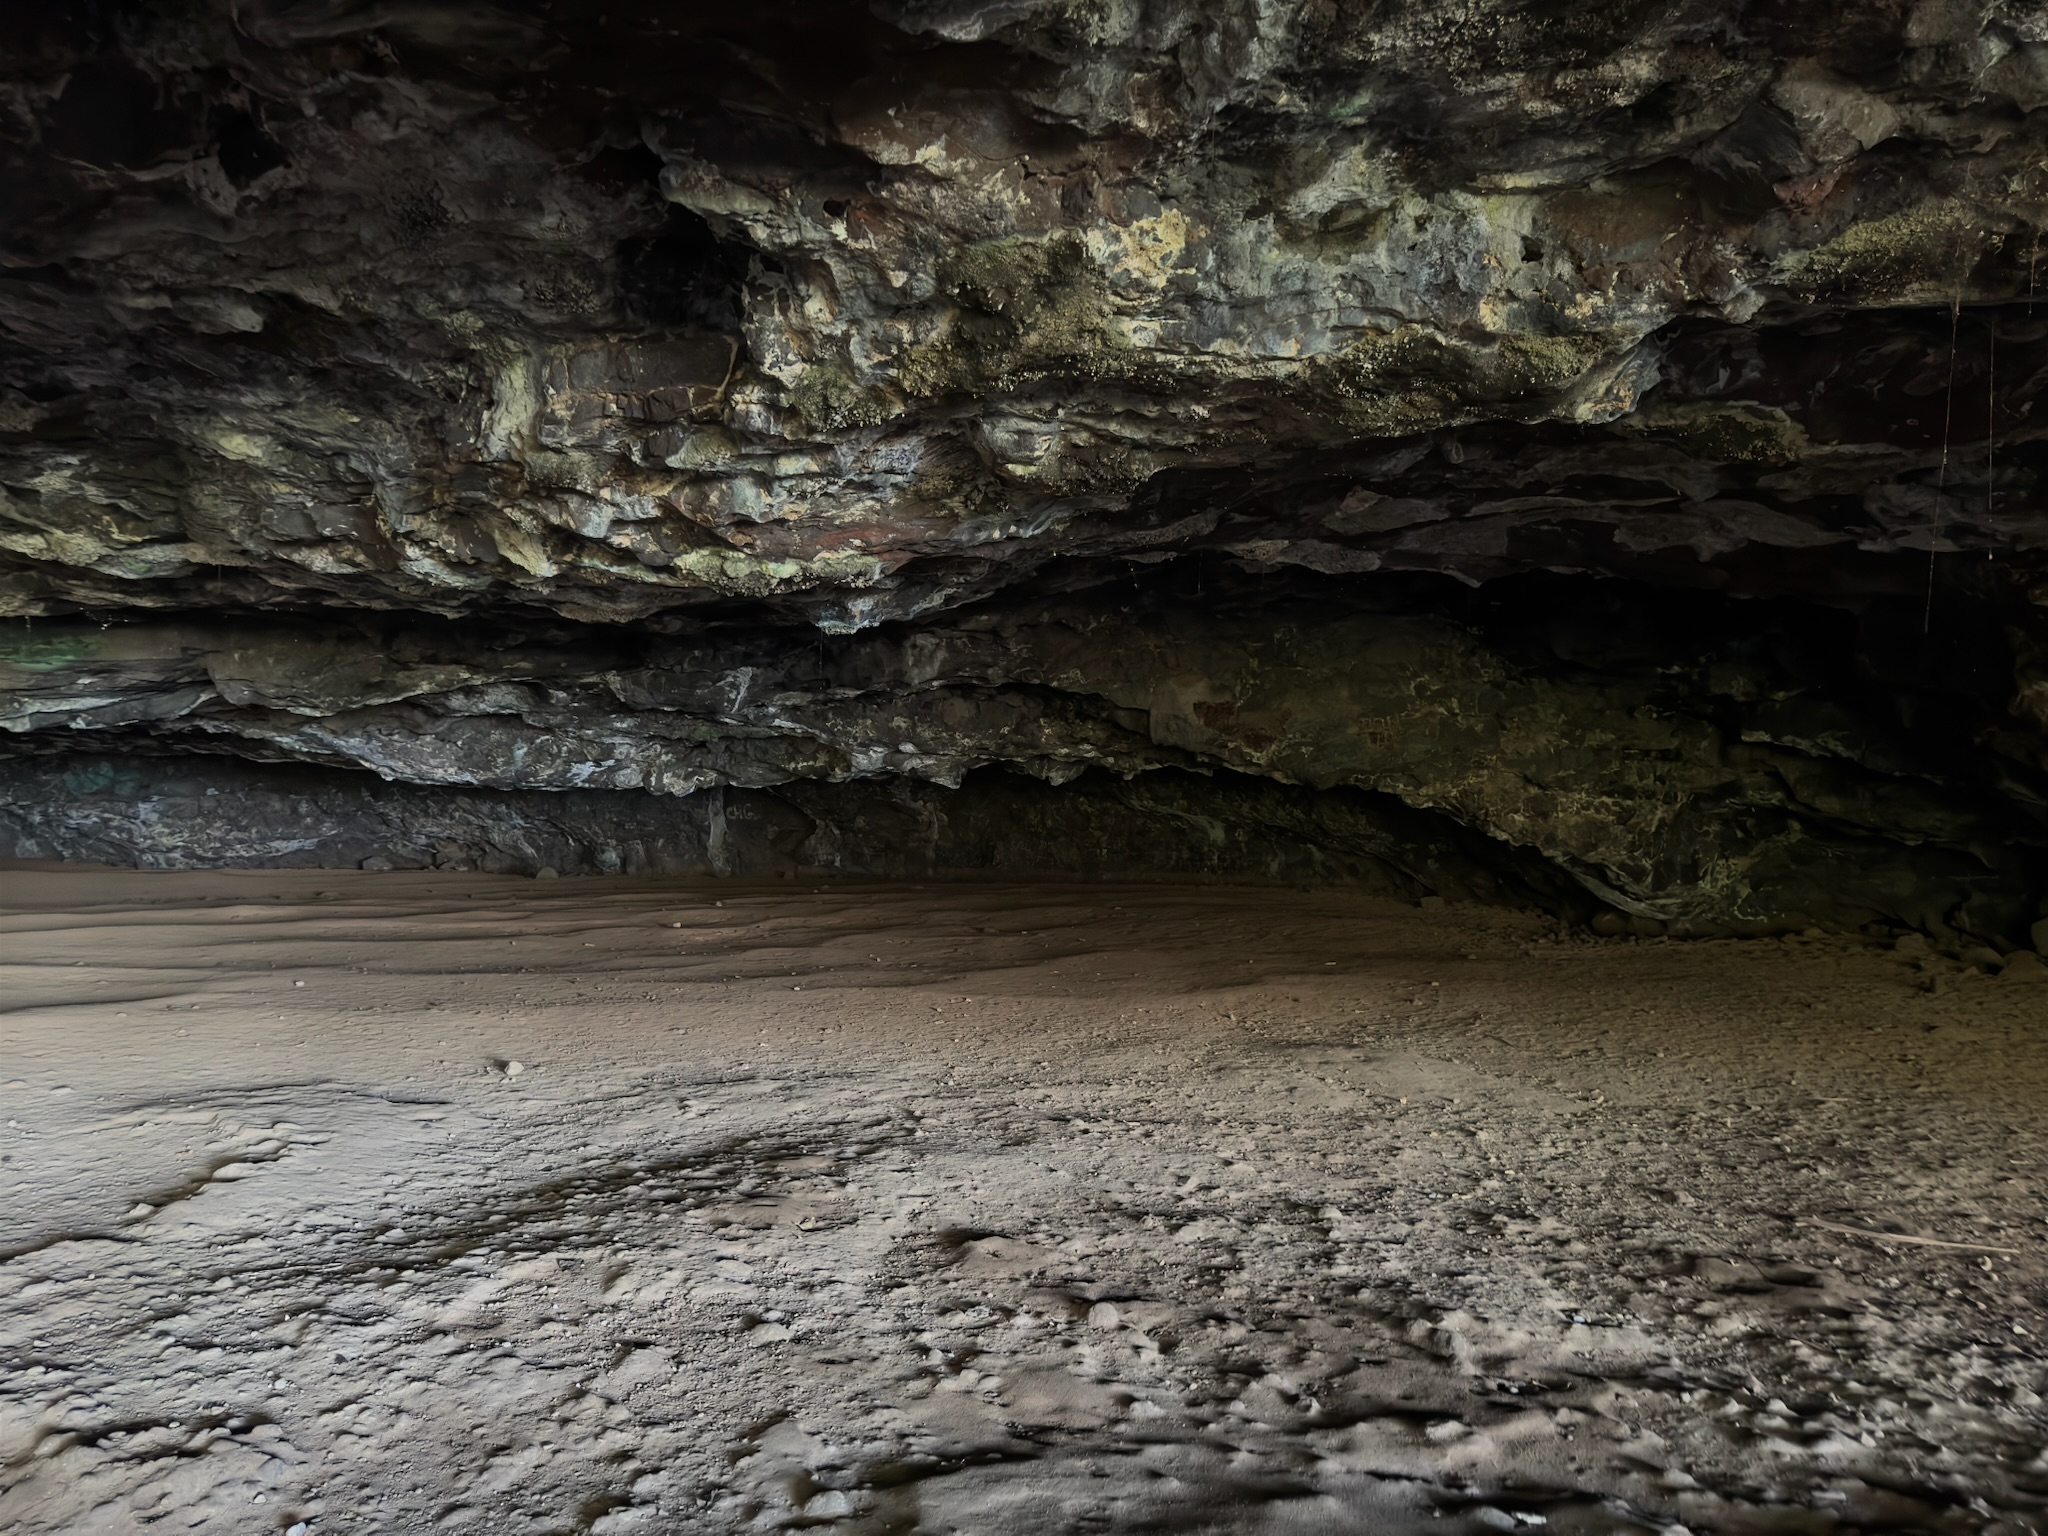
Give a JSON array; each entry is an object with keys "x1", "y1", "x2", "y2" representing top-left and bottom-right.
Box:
[{"x1": 1927, "y1": 248, "x2": 1964, "y2": 637}]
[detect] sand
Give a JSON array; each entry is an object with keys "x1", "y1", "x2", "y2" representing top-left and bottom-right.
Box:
[{"x1": 2, "y1": 868, "x2": 2045, "y2": 1534}]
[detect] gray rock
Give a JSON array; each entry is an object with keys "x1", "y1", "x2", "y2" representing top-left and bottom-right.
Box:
[{"x1": 0, "y1": 2, "x2": 2042, "y2": 942}]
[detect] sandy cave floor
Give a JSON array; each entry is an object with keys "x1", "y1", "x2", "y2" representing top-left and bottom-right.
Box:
[{"x1": 2, "y1": 871, "x2": 2047, "y2": 1536}]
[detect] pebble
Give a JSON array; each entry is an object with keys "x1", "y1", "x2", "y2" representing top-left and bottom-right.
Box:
[
  {"x1": 1086, "y1": 1302, "x2": 1121, "y2": 1330},
  {"x1": 535, "y1": 867, "x2": 560, "y2": 880},
  {"x1": 503, "y1": 1061, "x2": 527, "y2": 1076},
  {"x1": 1472, "y1": 1509, "x2": 1545, "y2": 1531}
]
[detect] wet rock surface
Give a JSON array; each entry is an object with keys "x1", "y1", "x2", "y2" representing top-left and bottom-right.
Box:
[{"x1": 3, "y1": 1, "x2": 2048, "y2": 939}]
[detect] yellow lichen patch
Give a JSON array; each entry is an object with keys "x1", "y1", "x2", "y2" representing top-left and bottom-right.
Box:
[
  {"x1": 1318, "y1": 325, "x2": 1469, "y2": 396},
  {"x1": 1776, "y1": 202, "x2": 1990, "y2": 304},
  {"x1": 1490, "y1": 331, "x2": 1616, "y2": 395},
  {"x1": 1325, "y1": 387, "x2": 1467, "y2": 438},
  {"x1": 1627, "y1": 400, "x2": 1810, "y2": 465},
  {"x1": 1084, "y1": 208, "x2": 1200, "y2": 294},
  {"x1": 1311, "y1": 324, "x2": 1622, "y2": 433}
]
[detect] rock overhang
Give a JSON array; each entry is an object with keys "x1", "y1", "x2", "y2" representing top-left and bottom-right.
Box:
[{"x1": 0, "y1": 0, "x2": 2044, "y2": 949}]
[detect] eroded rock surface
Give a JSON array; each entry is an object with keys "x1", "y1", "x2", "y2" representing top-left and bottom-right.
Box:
[{"x1": 2, "y1": 1, "x2": 2046, "y2": 941}]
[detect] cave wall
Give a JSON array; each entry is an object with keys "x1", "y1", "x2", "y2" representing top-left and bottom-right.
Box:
[
  {"x1": 3, "y1": 0, "x2": 2047, "y2": 944},
  {"x1": 0, "y1": 752, "x2": 1587, "y2": 914}
]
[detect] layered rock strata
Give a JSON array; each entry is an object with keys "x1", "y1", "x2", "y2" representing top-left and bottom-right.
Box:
[{"x1": 3, "y1": 1, "x2": 2046, "y2": 943}]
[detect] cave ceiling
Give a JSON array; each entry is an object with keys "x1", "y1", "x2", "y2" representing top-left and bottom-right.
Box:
[{"x1": 3, "y1": 0, "x2": 2047, "y2": 942}]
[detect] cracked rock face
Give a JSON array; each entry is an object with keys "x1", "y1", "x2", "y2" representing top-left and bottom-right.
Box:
[{"x1": 2, "y1": 0, "x2": 2046, "y2": 942}]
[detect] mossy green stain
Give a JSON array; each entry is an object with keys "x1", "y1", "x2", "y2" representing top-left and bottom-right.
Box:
[
  {"x1": 901, "y1": 233, "x2": 1116, "y2": 399},
  {"x1": 788, "y1": 364, "x2": 895, "y2": 435},
  {"x1": 0, "y1": 627, "x2": 98, "y2": 670},
  {"x1": 60, "y1": 760, "x2": 143, "y2": 797}
]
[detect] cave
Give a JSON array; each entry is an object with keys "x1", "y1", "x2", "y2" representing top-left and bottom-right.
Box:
[{"x1": 3, "y1": 2, "x2": 2047, "y2": 1531}]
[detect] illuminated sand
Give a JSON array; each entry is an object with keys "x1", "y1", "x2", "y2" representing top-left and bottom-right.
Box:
[{"x1": 4, "y1": 870, "x2": 2044, "y2": 1534}]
